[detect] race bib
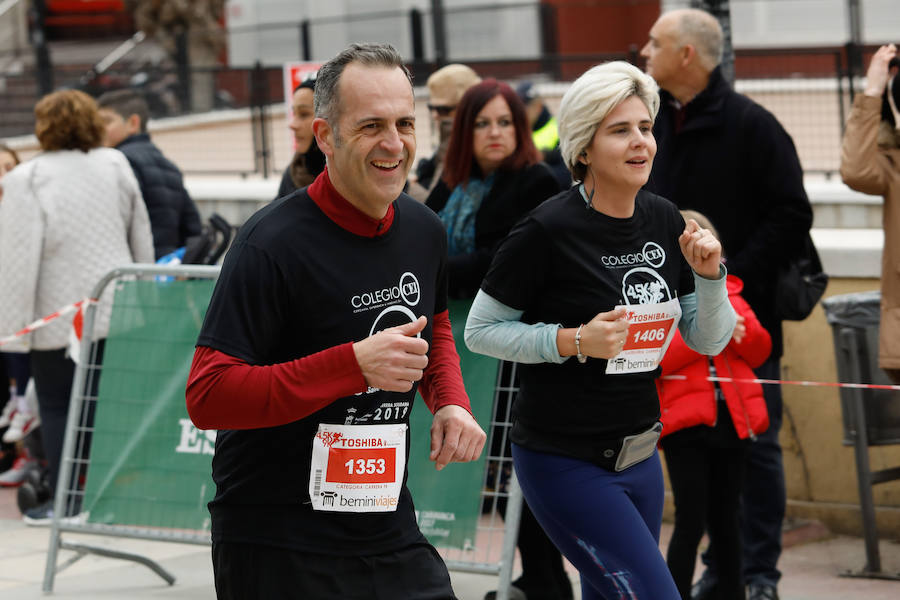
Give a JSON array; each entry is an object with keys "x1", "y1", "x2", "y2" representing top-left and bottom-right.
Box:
[
  {"x1": 605, "y1": 298, "x2": 682, "y2": 374},
  {"x1": 309, "y1": 423, "x2": 407, "y2": 512}
]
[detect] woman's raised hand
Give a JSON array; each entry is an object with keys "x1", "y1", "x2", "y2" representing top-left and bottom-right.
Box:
[
  {"x1": 679, "y1": 218, "x2": 722, "y2": 279},
  {"x1": 864, "y1": 44, "x2": 897, "y2": 98}
]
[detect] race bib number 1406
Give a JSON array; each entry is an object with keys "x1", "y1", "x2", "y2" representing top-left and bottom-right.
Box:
[{"x1": 606, "y1": 298, "x2": 682, "y2": 375}]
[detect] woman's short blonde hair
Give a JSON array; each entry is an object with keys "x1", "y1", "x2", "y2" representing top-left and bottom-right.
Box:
[
  {"x1": 34, "y1": 89, "x2": 105, "y2": 152},
  {"x1": 558, "y1": 61, "x2": 659, "y2": 182}
]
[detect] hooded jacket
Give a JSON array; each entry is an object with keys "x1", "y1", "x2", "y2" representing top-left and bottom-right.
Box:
[
  {"x1": 656, "y1": 275, "x2": 771, "y2": 440},
  {"x1": 840, "y1": 94, "x2": 900, "y2": 370}
]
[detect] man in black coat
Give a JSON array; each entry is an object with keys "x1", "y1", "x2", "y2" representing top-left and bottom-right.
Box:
[
  {"x1": 641, "y1": 8, "x2": 813, "y2": 600},
  {"x1": 98, "y1": 89, "x2": 202, "y2": 259}
]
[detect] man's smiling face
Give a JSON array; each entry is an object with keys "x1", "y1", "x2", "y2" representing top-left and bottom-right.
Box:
[{"x1": 317, "y1": 63, "x2": 416, "y2": 218}]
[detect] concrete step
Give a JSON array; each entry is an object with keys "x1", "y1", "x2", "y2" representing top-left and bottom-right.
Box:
[{"x1": 807, "y1": 177, "x2": 882, "y2": 229}]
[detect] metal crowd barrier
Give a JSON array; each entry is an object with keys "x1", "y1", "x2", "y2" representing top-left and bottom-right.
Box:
[
  {"x1": 42, "y1": 264, "x2": 221, "y2": 593},
  {"x1": 434, "y1": 360, "x2": 524, "y2": 599},
  {"x1": 41, "y1": 264, "x2": 524, "y2": 598}
]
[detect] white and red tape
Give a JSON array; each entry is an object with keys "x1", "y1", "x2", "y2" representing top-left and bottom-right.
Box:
[
  {"x1": 660, "y1": 374, "x2": 900, "y2": 392},
  {"x1": 0, "y1": 298, "x2": 94, "y2": 348},
  {"x1": 1, "y1": 300, "x2": 896, "y2": 391}
]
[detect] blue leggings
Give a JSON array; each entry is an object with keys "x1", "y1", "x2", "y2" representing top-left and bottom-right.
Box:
[{"x1": 512, "y1": 443, "x2": 679, "y2": 600}]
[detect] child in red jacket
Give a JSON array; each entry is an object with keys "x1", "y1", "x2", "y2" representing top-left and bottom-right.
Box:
[{"x1": 656, "y1": 210, "x2": 772, "y2": 600}]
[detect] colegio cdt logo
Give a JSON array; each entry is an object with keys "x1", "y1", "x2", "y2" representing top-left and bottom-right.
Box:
[
  {"x1": 351, "y1": 272, "x2": 421, "y2": 309},
  {"x1": 601, "y1": 241, "x2": 666, "y2": 269},
  {"x1": 640, "y1": 242, "x2": 665, "y2": 268},
  {"x1": 399, "y1": 271, "x2": 420, "y2": 306}
]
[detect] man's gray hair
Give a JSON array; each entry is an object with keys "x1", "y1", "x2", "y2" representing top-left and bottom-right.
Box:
[
  {"x1": 558, "y1": 61, "x2": 659, "y2": 183},
  {"x1": 314, "y1": 43, "x2": 413, "y2": 127},
  {"x1": 673, "y1": 8, "x2": 724, "y2": 71}
]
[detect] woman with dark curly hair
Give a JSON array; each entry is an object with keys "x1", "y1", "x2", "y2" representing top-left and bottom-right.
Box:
[{"x1": 0, "y1": 89, "x2": 154, "y2": 523}]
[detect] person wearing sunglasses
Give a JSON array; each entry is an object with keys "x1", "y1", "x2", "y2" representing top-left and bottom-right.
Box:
[{"x1": 407, "y1": 64, "x2": 481, "y2": 202}]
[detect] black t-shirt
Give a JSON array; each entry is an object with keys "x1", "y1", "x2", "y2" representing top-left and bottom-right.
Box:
[
  {"x1": 481, "y1": 187, "x2": 694, "y2": 461},
  {"x1": 197, "y1": 188, "x2": 448, "y2": 555}
]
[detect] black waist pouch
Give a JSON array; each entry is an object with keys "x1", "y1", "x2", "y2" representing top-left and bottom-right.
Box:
[{"x1": 591, "y1": 422, "x2": 663, "y2": 472}]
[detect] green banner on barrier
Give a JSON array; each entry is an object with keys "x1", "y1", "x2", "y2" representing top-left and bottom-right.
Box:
[
  {"x1": 83, "y1": 279, "x2": 217, "y2": 530},
  {"x1": 407, "y1": 298, "x2": 498, "y2": 550},
  {"x1": 83, "y1": 283, "x2": 498, "y2": 546}
]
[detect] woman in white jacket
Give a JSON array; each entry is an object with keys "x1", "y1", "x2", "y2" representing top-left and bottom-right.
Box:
[{"x1": 0, "y1": 89, "x2": 154, "y2": 523}]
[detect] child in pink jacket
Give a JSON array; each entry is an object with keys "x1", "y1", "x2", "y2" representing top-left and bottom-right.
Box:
[{"x1": 656, "y1": 210, "x2": 772, "y2": 600}]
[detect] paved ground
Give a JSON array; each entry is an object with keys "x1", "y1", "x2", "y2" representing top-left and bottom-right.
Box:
[{"x1": 1, "y1": 487, "x2": 899, "y2": 599}]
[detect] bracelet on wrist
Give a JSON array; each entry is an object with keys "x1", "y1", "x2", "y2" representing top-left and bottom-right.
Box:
[{"x1": 574, "y1": 324, "x2": 587, "y2": 364}]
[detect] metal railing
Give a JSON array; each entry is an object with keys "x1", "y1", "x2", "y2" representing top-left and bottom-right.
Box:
[
  {"x1": 43, "y1": 263, "x2": 220, "y2": 593},
  {"x1": 41, "y1": 263, "x2": 525, "y2": 597}
]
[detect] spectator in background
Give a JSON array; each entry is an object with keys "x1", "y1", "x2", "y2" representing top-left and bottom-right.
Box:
[
  {"x1": 0, "y1": 142, "x2": 32, "y2": 437},
  {"x1": 425, "y1": 77, "x2": 566, "y2": 600},
  {"x1": 97, "y1": 88, "x2": 202, "y2": 260},
  {"x1": 426, "y1": 78, "x2": 559, "y2": 299},
  {"x1": 516, "y1": 81, "x2": 571, "y2": 189},
  {"x1": 0, "y1": 150, "x2": 15, "y2": 439},
  {"x1": 0, "y1": 89, "x2": 154, "y2": 524},
  {"x1": 641, "y1": 9, "x2": 813, "y2": 600},
  {"x1": 0, "y1": 142, "x2": 40, "y2": 486},
  {"x1": 0, "y1": 355, "x2": 12, "y2": 477},
  {"x1": 840, "y1": 43, "x2": 900, "y2": 383},
  {"x1": 657, "y1": 209, "x2": 772, "y2": 600},
  {"x1": 276, "y1": 77, "x2": 325, "y2": 199},
  {"x1": 0, "y1": 143, "x2": 16, "y2": 169},
  {"x1": 0, "y1": 143, "x2": 18, "y2": 202},
  {"x1": 407, "y1": 63, "x2": 482, "y2": 202}
]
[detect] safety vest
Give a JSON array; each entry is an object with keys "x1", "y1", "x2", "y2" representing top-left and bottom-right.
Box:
[{"x1": 532, "y1": 116, "x2": 560, "y2": 152}]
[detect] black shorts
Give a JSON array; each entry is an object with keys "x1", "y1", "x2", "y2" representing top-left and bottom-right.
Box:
[{"x1": 212, "y1": 539, "x2": 457, "y2": 599}]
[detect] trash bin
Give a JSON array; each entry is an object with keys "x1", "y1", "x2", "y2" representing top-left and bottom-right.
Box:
[
  {"x1": 822, "y1": 290, "x2": 900, "y2": 445},
  {"x1": 821, "y1": 290, "x2": 900, "y2": 578}
]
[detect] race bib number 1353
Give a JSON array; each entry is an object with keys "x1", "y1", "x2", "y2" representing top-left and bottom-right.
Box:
[{"x1": 309, "y1": 423, "x2": 407, "y2": 513}]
